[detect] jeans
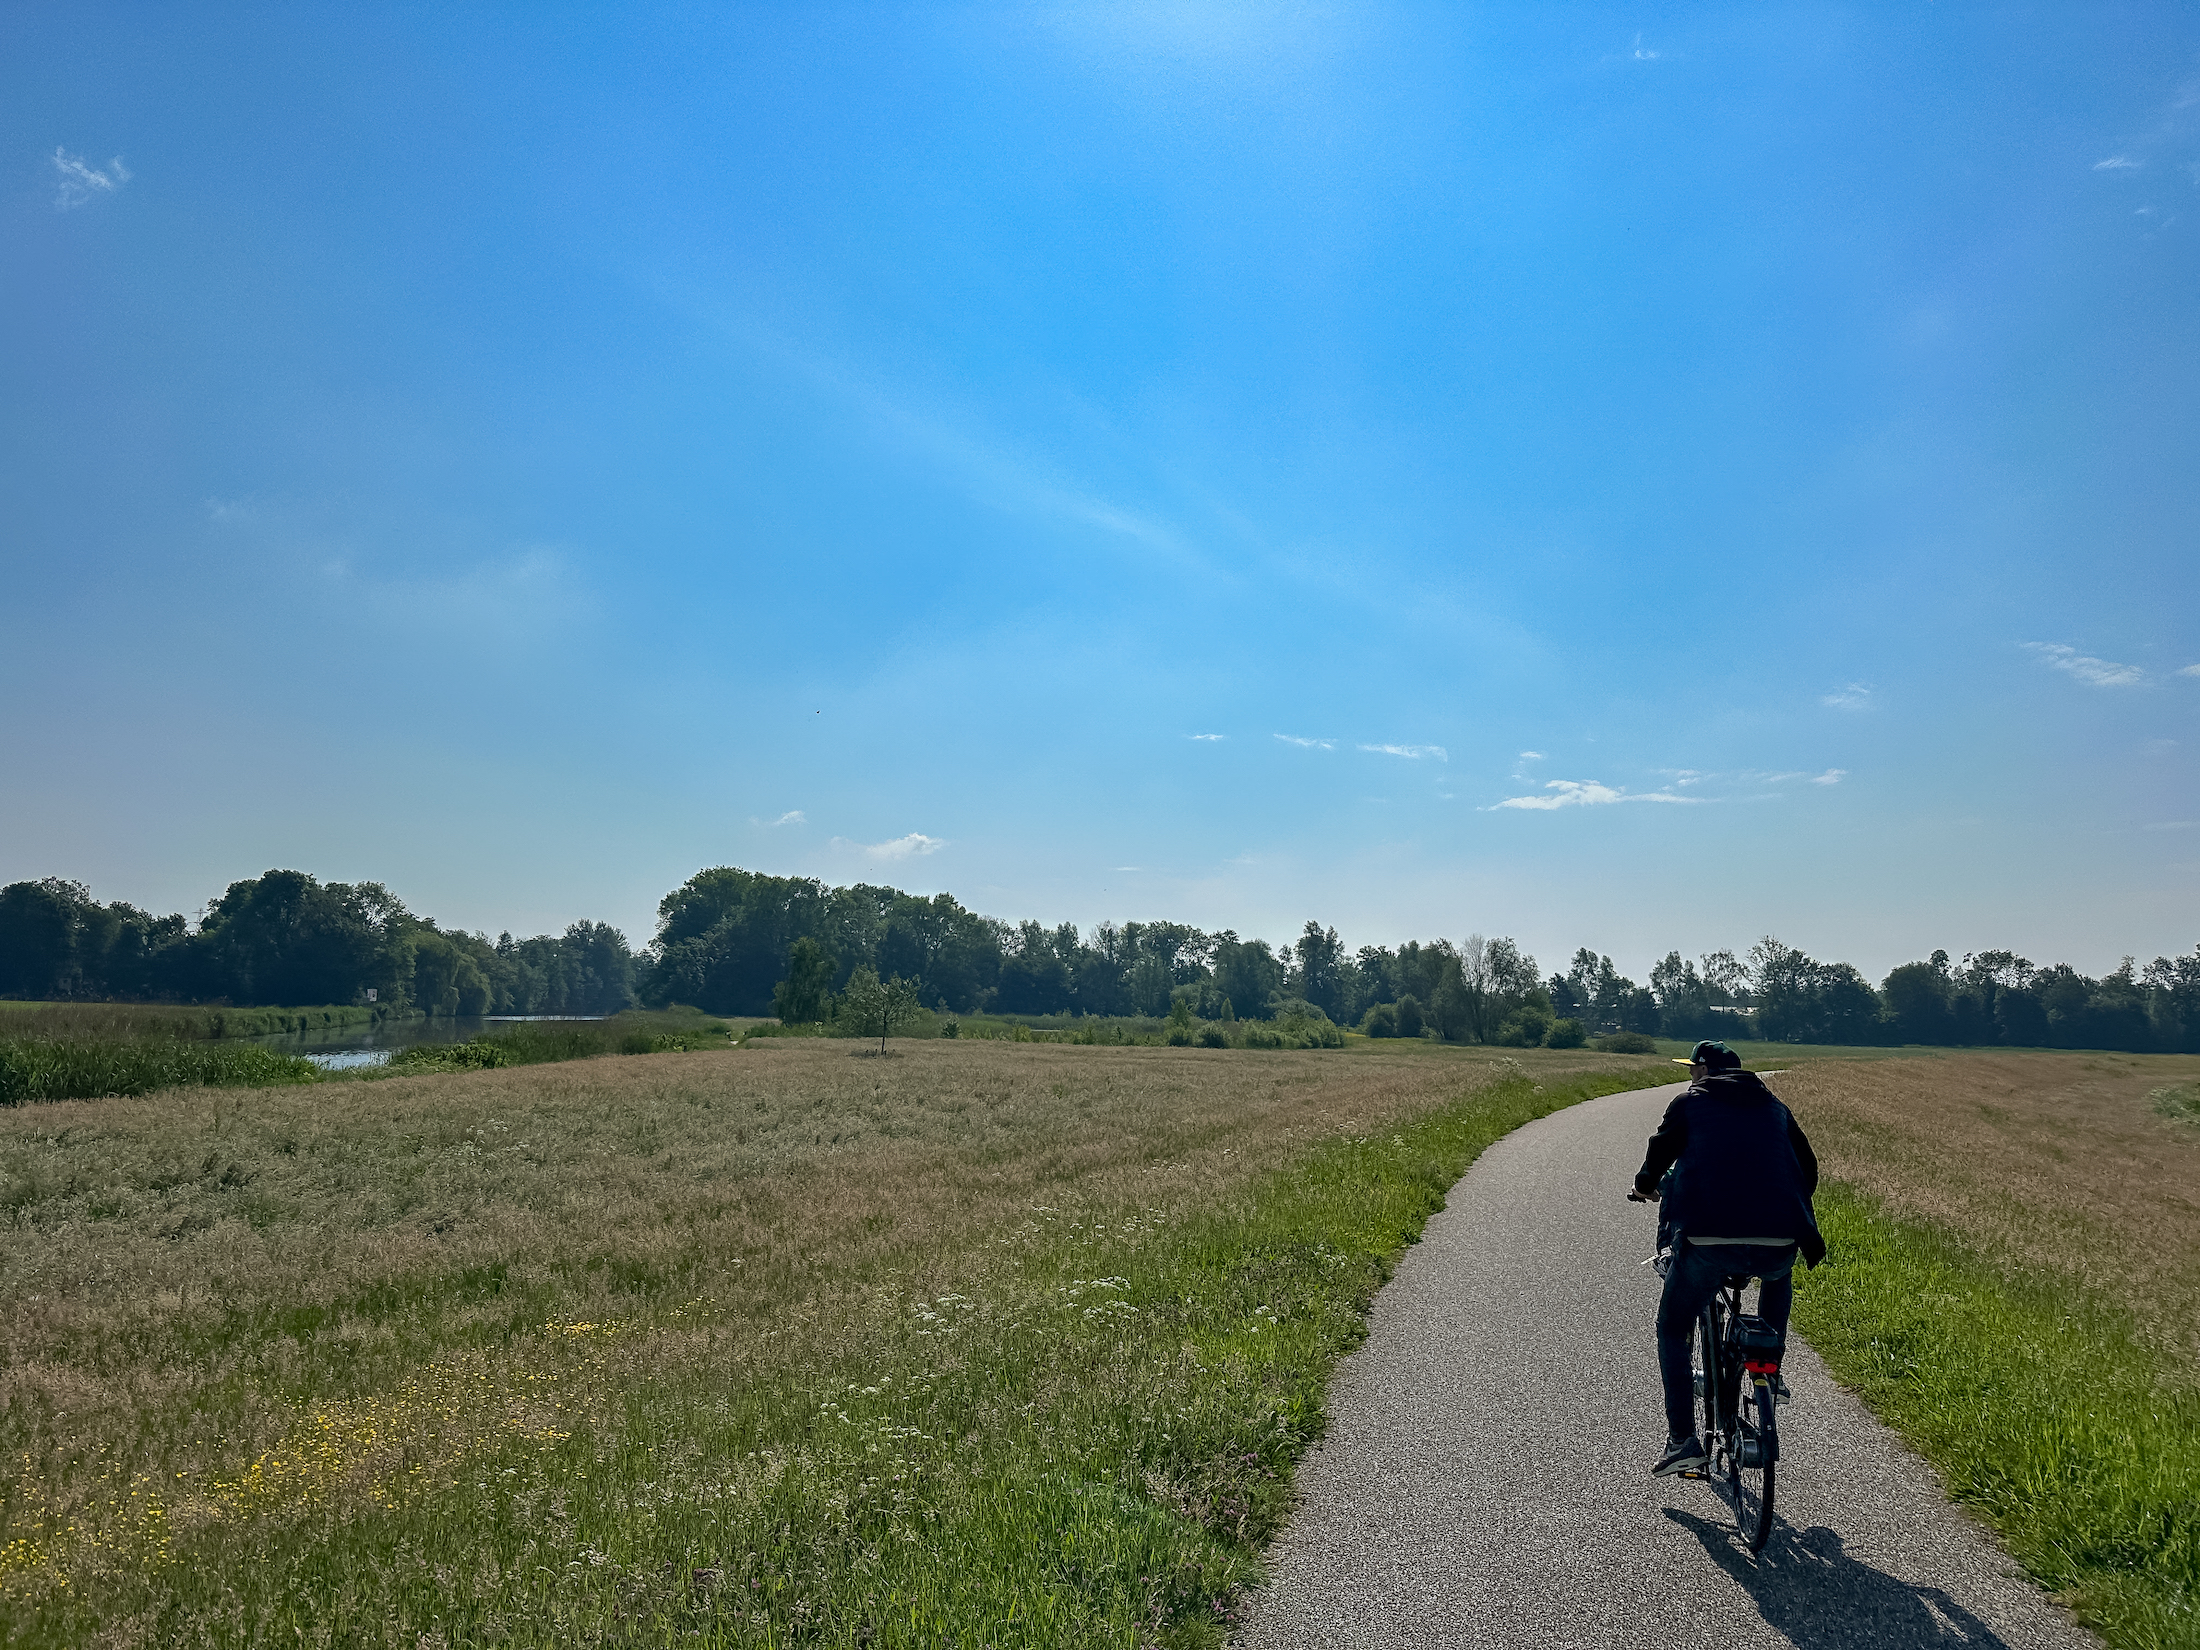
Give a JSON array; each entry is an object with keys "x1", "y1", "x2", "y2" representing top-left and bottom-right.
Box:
[{"x1": 1656, "y1": 1241, "x2": 1795, "y2": 1442}]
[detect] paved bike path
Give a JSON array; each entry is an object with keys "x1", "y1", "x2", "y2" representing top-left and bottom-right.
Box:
[{"x1": 1237, "y1": 1080, "x2": 2095, "y2": 1650}]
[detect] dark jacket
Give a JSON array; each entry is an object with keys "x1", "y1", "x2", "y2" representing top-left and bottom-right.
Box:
[{"x1": 1634, "y1": 1071, "x2": 1825, "y2": 1266}]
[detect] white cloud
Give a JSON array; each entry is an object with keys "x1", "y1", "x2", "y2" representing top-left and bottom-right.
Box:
[
  {"x1": 2022, "y1": 641, "x2": 2146, "y2": 688},
  {"x1": 1488, "y1": 779, "x2": 1701, "y2": 811},
  {"x1": 1360, "y1": 743, "x2": 1448, "y2": 762},
  {"x1": 835, "y1": 832, "x2": 946, "y2": 861},
  {"x1": 1810, "y1": 768, "x2": 1847, "y2": 786},
  {"x1": 1821, "y1": 683, "x2": 1873, "y2": 711},
  {"x1": 1113, "y1": 865, "x2": 1141, "y2": 872},
  {"x1": 53, "y1": 148, "x2": 129, "y2": 209},
  {"x1": 1632, "y1": 32, "x2": 1661, "y2": 59},
  {"x1": 2094, "y1": 156, "x2": 2141, "y2": 170},
  {"x1": 1185, "y1": 732, "x2": 1227, "y2": 741},
  {"x1": 752, "y1": 810, "x2": 805, "y2": 828},
  {"x1": 1518, "y1": 750, "x2": 1546, "y2": 761},
  {"x1": 1275, "y1": 733, "x2": 1335, "y2": 750},
  {"x1": 2178, "y1": 664, "x2": 2200, "y2": 679}
]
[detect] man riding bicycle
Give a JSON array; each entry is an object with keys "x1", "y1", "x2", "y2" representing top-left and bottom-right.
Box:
[{"x1": 1632, "y1": 1040, "x2": 1825, "y2": 1477}]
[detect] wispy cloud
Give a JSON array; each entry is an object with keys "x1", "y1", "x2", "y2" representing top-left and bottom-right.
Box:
[
  {"x1": 1518, "y1": 750, "x2": 1546, "y2": 762},
  {"x1": 2094, "y1": 155, "x2": 2142, "y2": 171},
  {"x1": 665, "y1": 292, "x2": 1200, "y2": 575},
  {"x1": 1810, "y1": 768, "x2": 1847, "y2": 786},
  {"x1": 1631, "y1": 32, "x2": 1662, "y2": 60},
  {"x1": 1185, "y1": 732, "x2": 1227, "y2": 741},
  {"x1": 1360, "y1": 743, "x2": 1447, "y2": 762},
  {"x1": 1488, "y1": 779, "x2": 1701, "y2": 812},
  {"x1": 752, "y1": 810, "x2": 805, "y2": 828},
  {"x1": 2178, "y1": 664, "x2": 2200, "y2": 679},
  {"x1": 1821, "y1": 683, "x2": 1873, "y2": 711},
  {"x1": 2022, "y1": 641, "x2": 2145, "y2": 688},
  {"x1": 53, "y1": 148, "x2": 129, "y2": 209},
  {"x1": 1274, "y1": 733, "x2": 1335, "y2": 750},
  {"x1": 835, "y1": 832, "x2": 946, "y2": 861}
]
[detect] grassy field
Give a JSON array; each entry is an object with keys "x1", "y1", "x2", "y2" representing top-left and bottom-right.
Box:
[
  {"x1": 1782, "y1": 1052, "x2": 2200, "y2": 1647},
  {"x1": 0, "y1": 1038, "x2": 1665, "y2": 1646}
]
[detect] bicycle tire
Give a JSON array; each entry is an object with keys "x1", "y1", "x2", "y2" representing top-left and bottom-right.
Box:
[{"x1": 1733, "y1": 1382, "x2": 1777, "y2": 1552}]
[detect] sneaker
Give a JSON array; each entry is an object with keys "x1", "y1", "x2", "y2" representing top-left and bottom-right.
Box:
[{"x1": 1653, "y1": 1435, "x2": 1708, "y2": 1477}]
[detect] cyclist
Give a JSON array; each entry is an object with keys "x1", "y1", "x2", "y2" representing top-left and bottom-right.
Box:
[{"x1": 1632, "y1": 1039, "x2": 1824, "y2": 1477}]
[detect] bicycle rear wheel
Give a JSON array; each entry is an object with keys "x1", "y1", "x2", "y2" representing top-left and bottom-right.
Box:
[{"x1": 1732, "y1": 1383, "x2": 1777, "y2": 1552}]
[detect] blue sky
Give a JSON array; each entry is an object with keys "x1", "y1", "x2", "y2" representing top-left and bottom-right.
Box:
[{"x1": 4, "y1": 3, "x2": 2196, "y2": 983}]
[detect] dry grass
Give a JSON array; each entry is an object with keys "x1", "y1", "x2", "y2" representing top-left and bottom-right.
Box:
[
  {"x1": 0, "y1": 1038, "x2": 1656, "y2": 1643},
  {"x1": 1775, "y1": 1053, "x2": 2200, "y2": 1644},
  {"x1": 1775, "y1": 1051, "x2": 2200, "y2": 1362}
]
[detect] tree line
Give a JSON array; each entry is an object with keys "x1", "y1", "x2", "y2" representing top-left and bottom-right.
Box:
[
  {"x1": 0, "y1": 873, "x2": 635, "y2": 1016},
  {"x1": 5, "y1": 863, "x2": 2196, "y2": 1054},
  {"x1": 640, "y1": 865, "x2": 2200, "y2": 1054}
]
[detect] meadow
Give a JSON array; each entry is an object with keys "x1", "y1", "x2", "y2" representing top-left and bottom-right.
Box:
[
  {"x1": 0, "y1": 1038, "x2": 1663, "y2": 1646},
  {"x1": 9, "y1": 1032, "x2": 2195, "y2": 1647},
  {"x1": 1784, "y1": 1051, "x2": 2200, "y2": 1647}
]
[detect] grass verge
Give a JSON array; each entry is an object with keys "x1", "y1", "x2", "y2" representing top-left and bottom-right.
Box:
[
  {"x1": 1793, "y1": 1186, "x2": 2200, "y2": 1648},
  {"x1": 0, "y1": 1049, "x2": 1661, "y2": 1645}
]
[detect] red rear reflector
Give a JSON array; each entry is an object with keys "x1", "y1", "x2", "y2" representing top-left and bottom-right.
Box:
[{"x1": 1745, "y1": 1360, "x2": 1781, "y2": 1374}]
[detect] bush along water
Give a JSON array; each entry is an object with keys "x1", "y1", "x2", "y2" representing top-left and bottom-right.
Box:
[
  {"x1": 0, "y1": 1038, "x2": 319, "y2": 1105},
  {"x1": 0, "y1": 1011, "x2": 738, "y2": 1104},
  {"x1": 383, "y1": 1014, "x2": 738, "y2": 1074}
]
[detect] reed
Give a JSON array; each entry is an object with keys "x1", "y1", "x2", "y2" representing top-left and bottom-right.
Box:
[{"x1": 0, "y1": 1036, "x2": 320, "y2": 1104}]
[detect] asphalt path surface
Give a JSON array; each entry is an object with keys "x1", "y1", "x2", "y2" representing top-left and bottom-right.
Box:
[{"x1": 1238, "y1": 1080, "x2": 2096, "y2": 1650}]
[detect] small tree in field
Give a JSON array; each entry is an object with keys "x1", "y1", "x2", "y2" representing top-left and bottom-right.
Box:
[{"x1": 839, "y1": 966, "x2": 920, "y2": 1053}]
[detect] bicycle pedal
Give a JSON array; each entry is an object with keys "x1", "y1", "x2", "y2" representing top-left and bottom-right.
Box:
[{"x1": 1676, "y1": 1468, "x2": 1711, "y2": 1481}]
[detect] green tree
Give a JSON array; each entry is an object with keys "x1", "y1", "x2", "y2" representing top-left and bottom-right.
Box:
[
  {"x1": 1293, "y1": 921, "x2": 1345, "y2": 1019},
  {"x1": 838, "y1": 967, "x2": 920, "y2": 1053},
  {"x1": 772, "y1": 936, "x2": 833, "y2": 1023},
  {"x1": 1882, "y1": 958, "x2": 1952, "y2": 1044}
]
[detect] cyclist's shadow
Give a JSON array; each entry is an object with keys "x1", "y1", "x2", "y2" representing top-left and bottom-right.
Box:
[{"x1": 1664, "y1": 1508, "x2": 2013, "y2": 1647}]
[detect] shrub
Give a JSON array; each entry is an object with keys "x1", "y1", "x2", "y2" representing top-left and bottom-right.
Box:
[
  {"x1": 1545, "y1": 1018, "x2": 1588, "y2": 1049},
  {"x1": 1395, "y1": 995, "x2": 1425, "y2": 1039},
  {"x1": 1197, "y1": 1024, "x2": 1229, "y2": 1048},
  {"x1": 1360, "y1": 1003, "x2": 1398, "y2": 1038},
  {"x1": 1592, "y1": 1031, "x2": 1658, "y2": 1054},
  {"x1": 1165, "y1": 1025, "x2": 1192, "y2": 1047},
  {"x1": 939, "y1": 1019, "x2": 960, "y2": 1038}
]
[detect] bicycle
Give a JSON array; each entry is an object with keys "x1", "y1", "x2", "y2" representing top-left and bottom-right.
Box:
[
  {"x1": 1633, "y1": 1189, "x2": 1787, "y2": 1553},
  {"x1": 1688, "y1": 1268, "x2": 1784, "y2": 1552}
]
